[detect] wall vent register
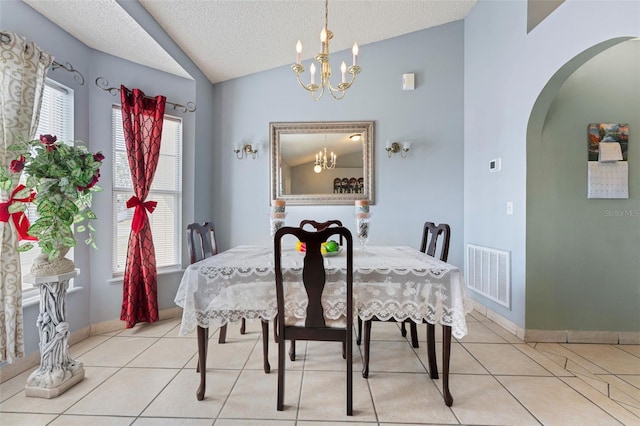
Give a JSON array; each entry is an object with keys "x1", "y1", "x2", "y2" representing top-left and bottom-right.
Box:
[{"x1": 466, "y1": 244, "x2": 511, "y2": 308}]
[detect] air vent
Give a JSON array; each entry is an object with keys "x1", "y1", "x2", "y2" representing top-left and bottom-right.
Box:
[{"x1": 466, "y1": 244, "x2": 511, "y2": 308}]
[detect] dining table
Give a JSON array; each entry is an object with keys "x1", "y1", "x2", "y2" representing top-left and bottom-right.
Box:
[{"x1": 174, "y1": 244, "x2": 472, "y2": 406}]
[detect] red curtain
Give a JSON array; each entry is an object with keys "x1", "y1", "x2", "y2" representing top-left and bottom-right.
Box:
[{"x1": 119, "y1": 86, "x2": 166, "y2": 328}]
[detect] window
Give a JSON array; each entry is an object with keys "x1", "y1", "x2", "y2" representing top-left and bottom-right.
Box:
[
  {"x1": 112, "y1": 106, "x2": 182, "y2": 274},
  {"x1": 20, "y1": 79, "x2": 74, "y2": 294}
]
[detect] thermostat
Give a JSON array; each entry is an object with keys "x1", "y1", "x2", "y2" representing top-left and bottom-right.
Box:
[{"x1": 489, "y1": 158, "x2": 501, "y2": 172}]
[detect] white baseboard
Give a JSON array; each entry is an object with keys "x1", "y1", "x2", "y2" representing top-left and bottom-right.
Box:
[{"x1": 469, "y1": 299, "x2": 639, "y2": 344}]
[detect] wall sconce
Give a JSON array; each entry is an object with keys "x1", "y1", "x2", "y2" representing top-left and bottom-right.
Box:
[
  {"x1": 234, "y1": 143, "x2": 257, "y2": 159},
  {"x1": 385, "y1": 141, "x2": 411, "y2": 158}
]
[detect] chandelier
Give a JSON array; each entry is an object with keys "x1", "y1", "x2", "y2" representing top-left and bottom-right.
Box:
[
  {"x1": 292, "y1": 0, "x2": 361, "y2": 101},
  {"x1": 314, "y1": 147, "x2": 336, "y2": 173}
]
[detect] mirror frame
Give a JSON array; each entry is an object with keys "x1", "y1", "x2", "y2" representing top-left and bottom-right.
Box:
[{"x1": 270, "y1": 121, "x2": 375, "y2": 205}]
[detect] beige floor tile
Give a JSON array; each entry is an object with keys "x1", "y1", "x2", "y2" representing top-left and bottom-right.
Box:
[
  {"x1": 364, "y1": 341, "x2": 426, "y2": 374},
  {"x1": 244, "y1": 337, "x2": 305, "y2": 372},
  {"x1": 463, "y1": 343, "x2": 551, "y2": 376},
  {"x1": 297, "y1": 370, "x2": 376, "y2": 421},
  {"x1": 77, "y1": 336, "x2": 157, "y2": 367},
  {"x1": 193, "y1": 337, "x2": 259, "y2": 370},
  {"x1": 405, "y1": 322, "x2": 445, "y2": 344},
  {"x1": 0, "y1": 369, "x2": 32, "y2": 403},
  {"x1": 116, "y1": 318, "x2": 182, "y2": 338},
  {"x1": 443, "y1": 374, "x2": 539, "y2": 425},
  {"x1": 365, "y1": 320, "x2": 410, "y2": 342},
  {"x1": 303, "y1": 341, "x2": 363, "y2": 371},
  {"x1": 368, "y1": 372, "x2": 458, "y2": 424},
  {"x1": 223, "y1": 318, "x2": 267, "y2": 341},
  {"x1": 298, "y1": 422, "x2": 376, "y2": 426},
  {"x1": 0, "y1": 413, "x2": 57, "y2": 425},
  {"x1": 68, "y1": 335, "x2": 111, "y2": 358},
  {"x1": 128, "y1": 337, "x2": 198, "y2": 368},
  {"x1": 620, "y1": 374, "x2": 640, "y2": 390},
  {"x1": 65, "y1": 368, "x2": 178, "y2": 416},
  {"x1": 456, "y1": 321, "x2": 507, "y2": 343},
  {"x1": 49, "y1": 414, "x2": 136, "y2": 425},
  {"x1": 498, "y1": 376, "x2": 622, "y2": 426},
  {"x1": 215, "y1": 420, "x2": 294, "y2": 425},
  {"x1": 598, "y1": 374, "x2": 640, "y2": 406},
  {"x1": 536, "y1": 343, "x2": 609, "y2": 375},
  {"x1": 561, "y1": 376, "x2": 640, "y2": 426},
  {"x1": 618, "y1": 344, "x2": 640, "y2": 357},
  {"x1": 416, "y1": 342, "x2": 488, "y2": 375},
  {"x1": 563, "y1": 344, "x2": 640, "y2": 375},
  {"x1": 0, "y1": 367, "x2": 118, "y2": 414},
  {"x1": 143, "y1": 369, "x2": 239, "y2": 418},
  {"x1": 164, "y1": 322, "x2": 198, "y2": 338},
  {"x1": 218, "y1": 368, "x2": 302, "y2": 420},
  {"x1": 514, "y1": 343, "x2": 573, "y2": 376},
  {"x1": 483, "y1": 320, "x2": 523, "y2": 344},
  {"x1": 134, "y1": 418, "x2": 214, "y2": 426}
]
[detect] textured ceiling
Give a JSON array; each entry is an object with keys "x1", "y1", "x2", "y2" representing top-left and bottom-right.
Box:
[{"x1": 22, "y1": 0, "x2": 477, "y2": 84}]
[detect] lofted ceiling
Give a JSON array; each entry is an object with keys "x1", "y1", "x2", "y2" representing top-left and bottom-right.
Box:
[{"x1": 22, "y1": 0, "x2": 477, "y2": 84}]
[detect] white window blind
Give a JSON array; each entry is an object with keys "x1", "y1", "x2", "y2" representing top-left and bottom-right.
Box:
[
  {"x1": 20, "y1": 79, "x2": 75, "y2": 294},
  {"x1": 111, "y1": 106, "x2": 182, "y2": 274}
]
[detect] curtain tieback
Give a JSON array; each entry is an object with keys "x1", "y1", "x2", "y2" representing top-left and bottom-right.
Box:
[
  {"x1": 126, "y1": 196, "x2": 157, "y2": 233},
  {"x1": 0, "y1": 184, "x2": 37, "y2": 241}
]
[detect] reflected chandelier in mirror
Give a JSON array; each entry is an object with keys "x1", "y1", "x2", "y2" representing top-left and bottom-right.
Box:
[{"x1": 270, "y1": 121, "x2": 374, "y2": 205}]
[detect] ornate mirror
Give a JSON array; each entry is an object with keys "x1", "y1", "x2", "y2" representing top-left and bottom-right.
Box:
[{"x1": 270, "y1": 121, "x2": 374, "y2": 205}]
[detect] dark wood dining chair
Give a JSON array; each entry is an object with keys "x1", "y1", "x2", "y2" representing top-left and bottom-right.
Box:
[
  {"x1": 360, "y1": 221, "x2": 450, "y2": 379},
  {"x1": 299, "y1": 219, "x2": 344, "y2": 245},
  {"x1": 188, "y1": 222, "x2": 270, "y2": 401},
  {"x1": 283, "y1": 219, "x2": 345, "y2": 361},
  {"x1": 274, "y1": 226, "x2": 353, "y2": 416},
  {"x1": 187, "y1": 222, "x2": 246, "y2": 345}
]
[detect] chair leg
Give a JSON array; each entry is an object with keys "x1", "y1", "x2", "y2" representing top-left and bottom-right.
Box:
[
  {"x1": 342, "y1": 340, "x2": 346, "y2": 359},
  {"x1": 346, "y1": 335, "x2": 353, "y2": 416},
  {"x1": 196, "y1": 326, "x2": 209, "y2": 371},
  {"x1": 261, "y1": 320, "x2": 271, "y2": 373},
  {"x1": 218, "y1": 324, "x2": 228, "y2": 344},
  {"x1": 356, "y1": 317, "x2": 363, "y2": 345},
  {"x1": 442, "y1": 325, "x2": 453, "y2": 406},
  {"x1": 400, "y1": 321, "x2": 407, "y2": 337},
  {"x1": 240, "y1": 318, "x2": 246, "y2": 334},
  {"x1": 362, "y1": 320, "x2": 372, "y2": 378},
  {"x1": 427, "y1": 323, "x2": 438, "y2": 379},
  {"x1": 277, "y1": 336, "x2": 286, "y2": 411},
  {"x1": 410, "y1": 322, "x2": 420, "y2": 348},
  {"x1": 289, "y1": 340, "x2": 296, "y2": 361},
  {"x1": 196, "y1": 326, "x2": 208, "y2": 401}
]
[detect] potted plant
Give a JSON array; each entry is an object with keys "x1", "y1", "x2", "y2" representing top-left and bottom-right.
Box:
[{"x1": 1, "y1": 134, "x2": 103, "y2": 277}]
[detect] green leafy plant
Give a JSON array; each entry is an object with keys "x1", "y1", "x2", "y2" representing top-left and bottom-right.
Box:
[{"x1": 1, "y1": 135, "x2": 103, "y2": 261}]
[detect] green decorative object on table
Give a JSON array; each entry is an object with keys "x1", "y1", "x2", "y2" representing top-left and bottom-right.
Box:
[{"x1": 1, "y1": 134, "x2": 103, "y2": 277}]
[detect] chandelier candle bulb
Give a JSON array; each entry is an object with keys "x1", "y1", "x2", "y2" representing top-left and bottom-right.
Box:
[
  {"x1": 353, "y1": 43, "x2": 359, "y2": 66},
  {"x1": 310, "y1": 63, "x2": 316, "y2": 85},
  {"x1": 296, "y1": 40, "x2": 302, "y2": 64},
  {"x1": 341, "y1": 61, "x2": 346, "y2": 83}
]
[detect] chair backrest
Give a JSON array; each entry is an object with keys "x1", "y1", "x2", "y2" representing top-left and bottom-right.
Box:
[
  {"x1": 187, "y1": 222, "x2": 218, "y2": 264},
  {"x1": 299, "y1": 219, "x2": 344, "y2": 245},
  {"x1": 274, "y1": 226, "x2": 353, "y2": 329},
  {"x1": 420, "y1": 222, "x2": 451, "y2": 262}
]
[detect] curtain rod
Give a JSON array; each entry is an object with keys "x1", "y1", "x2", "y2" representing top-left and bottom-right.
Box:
[
  {"x1": 95, "y1": 77, "x2": 196, "y2": 113},
  {"x1": 0, "y1": 31, "x2": 85, "y2": 85}
]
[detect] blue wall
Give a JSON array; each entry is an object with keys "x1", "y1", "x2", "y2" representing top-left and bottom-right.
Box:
[{"x1": 211, "y1": 23, "x2": 466, "y2": 267}]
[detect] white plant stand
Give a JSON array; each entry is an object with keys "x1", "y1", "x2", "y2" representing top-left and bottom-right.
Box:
[{"x1": 23, "y1": 270, "x2": 85, "y2": 398}]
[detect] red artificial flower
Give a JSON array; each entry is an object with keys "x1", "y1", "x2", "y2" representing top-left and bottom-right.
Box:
[
  {"x1": 94, "y1": 152, "x2": 105, "y2": 162},
  {"x1": 78, "y1": 169, "x2": 101, "y2": 191},
  {"x1": 9, "y1": 155, "x2": 25, "y2": 173},
  {"x1": 40, "y1": 134, "x2": 57, "y2": 152}
]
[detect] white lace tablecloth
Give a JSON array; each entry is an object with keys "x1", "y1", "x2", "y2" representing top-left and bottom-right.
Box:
[{"x1": 175, "y1": 245, "x2": 472, "y2": 338}]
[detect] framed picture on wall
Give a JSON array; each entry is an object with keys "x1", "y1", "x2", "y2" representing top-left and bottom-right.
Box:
[{"x1": 588, "y1": 123, "x2": 629, "y2": 161}]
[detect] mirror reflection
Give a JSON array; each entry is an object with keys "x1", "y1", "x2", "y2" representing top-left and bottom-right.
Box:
[{"x1": 270, "y1": 121, "x2": 374, "y2": 205}]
